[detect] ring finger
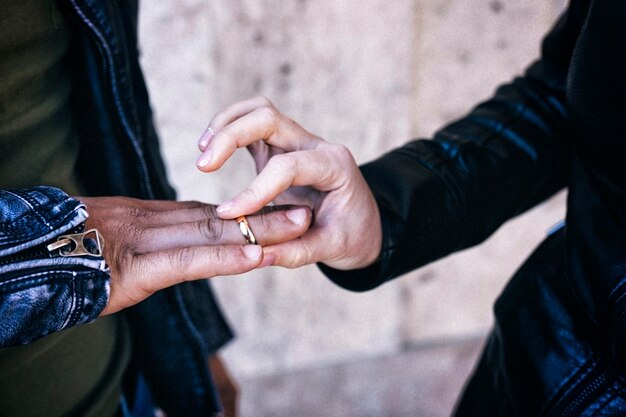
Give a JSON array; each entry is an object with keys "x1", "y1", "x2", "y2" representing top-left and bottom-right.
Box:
[{"x1": 136, "y1": 205, "x2": 312, "y2": 252}]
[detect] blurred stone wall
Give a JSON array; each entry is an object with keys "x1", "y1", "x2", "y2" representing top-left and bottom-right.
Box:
[{"x1": 139, "y1": 0, "x2": 567, "y2": 381}]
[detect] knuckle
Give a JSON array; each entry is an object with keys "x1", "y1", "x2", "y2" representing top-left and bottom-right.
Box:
[
  {"x1": 118, "y1": 220, "x2": 141, "y2": 252},
  {"x1": 117, "y1": 239, "x2": 138, "y2": 259},
  {"x1": 240, "y1": 186, "x2": 262, "y2": 203},
  {"x1": 285, "y1": 241, "x2": 310, "y2": 269},
  {"x1": 200, "y1": 204, "x2": 218, "y2": 219},
  {"x1": 331, "y1": 143, "x2": 353, "y2": 162},
  {"x1": 218, "y1": 125, "x2": 238, "y2": 145},
  {"x1": 288, "y1": 253, "x2": 306, "y2": 269},
  {"x1": 214, "y1": 109, "x2": 228, "y2": 123},
  {"x1": 325, "y1": 143, "x2": 356, "y2": 186},
  {"x1": 254, "y1": 211, "x2": 272, "y2": 235},
  {"x1": 127, "y1": 206, "x2": 153, "y2": 222},
  {"x1": 209, "y1": 245, "x2": 229, "y2": 266},
  {"x1": 256, "y1": 96, "x2": 273, "y2": 107},
  {"x1": 170, "y1": 247, "x2": 195, "y2": 273},
  {"x1": 268, "y1": 153, "x2": 295, "y2": 173},
  {"x1": 298, "y1": 244, "x2": 313, "y2": 267},
  {"x1": 198, "y1": 218, "x2": 224, "y2": 242},
  {"x1": 257, "y1": 105, "x2": 279, "y2": 124}
]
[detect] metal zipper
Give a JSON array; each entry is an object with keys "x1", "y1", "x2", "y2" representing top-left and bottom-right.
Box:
[
  {"x1": 0, "y1": 227, "x2": 104, "y2": 267},
  {"x1": 47, "y1": 228, "x2": 105, "y2": 257},
  {"x1": 544, "y1": 359, "x2": 615, "y2": 417},
  {"x1": 542, "y1": 257, "x2": 626, "y2": 416}
]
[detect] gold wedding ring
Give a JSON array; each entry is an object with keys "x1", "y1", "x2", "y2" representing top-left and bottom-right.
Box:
[{"x1": 236, "y1": 215, "x2": 258, "y2": 245}]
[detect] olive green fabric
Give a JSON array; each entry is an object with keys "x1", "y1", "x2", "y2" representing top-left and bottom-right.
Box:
[
  {"x1": 0, "y1": 1, "x2": 131, "y2": 416},
  {"x1": 0, "y1": 317, "x2": 131, "y2": 417},
  {"x1": 0, "y1": 0, "x2": 79, "y2": 193}
]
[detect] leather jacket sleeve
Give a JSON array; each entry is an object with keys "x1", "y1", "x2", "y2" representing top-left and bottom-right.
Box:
[
  {"x1": 0, "y1": 187, "x2": 109, "y2": 346},
  {"x1": 320, "y1": 6, "x2": 585, "y2": 291}
]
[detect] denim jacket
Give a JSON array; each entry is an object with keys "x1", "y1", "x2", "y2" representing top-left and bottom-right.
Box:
[{"x1": 0, "y1": 1, "x2": 232, "y2": 416}]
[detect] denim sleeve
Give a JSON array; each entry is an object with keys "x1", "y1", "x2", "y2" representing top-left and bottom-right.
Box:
[{"x1": 0, "y1": 187, "x2": 110, "y2": 346}]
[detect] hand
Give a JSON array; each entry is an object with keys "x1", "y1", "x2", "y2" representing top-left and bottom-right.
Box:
[
  {"x1": 79, "y1": 196, "x2": 311, "y2": 315},
  {"x1": 208, "y1": 355, "x2": 239, "y2": 417},
  {"x1": 195, "y1": 96, "x2": 382, "y2": 270}
]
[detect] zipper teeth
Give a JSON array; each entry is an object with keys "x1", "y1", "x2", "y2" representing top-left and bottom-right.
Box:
[
  {"x1": 0, "y1": 247, "x2": 52, "y2": 267},
  {"x1": 558, "y1": 372, "x2": 609, "y2": 416},
  {"x1": 0, "y1": 224, "x2": 85, "y2": 267},
  {"x1": 544, "y1": 360, "x2": 614, "y2": 417},
  {"x1": 69, "y1": 0, "x2": 154, "y2": 199}
]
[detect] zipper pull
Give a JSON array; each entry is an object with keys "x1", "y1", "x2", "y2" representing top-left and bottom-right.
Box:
[{"x1": 46, "y1": 229, "x2": 105, "y2": 258}]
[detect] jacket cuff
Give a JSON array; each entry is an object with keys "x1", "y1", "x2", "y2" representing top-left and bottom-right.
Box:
[
  {"x1": 0, "y1": 264, "x2": 110, "y2": 346},
  {"x1": 0, "y1": 186, "x2": 111, "y2": 346}
]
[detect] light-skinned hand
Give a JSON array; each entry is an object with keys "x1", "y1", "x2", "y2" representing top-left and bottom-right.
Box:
[{"x1": 195, "y1": 96, "x2": 382, "y2": 271}]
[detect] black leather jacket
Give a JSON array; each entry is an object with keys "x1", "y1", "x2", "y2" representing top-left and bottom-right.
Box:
[
  {"x1": 322, "y1": 1, "x2": 626, "y2": 415},
  {"x1": 0, "y1": 1, "x2": 232, "y2": 416}
]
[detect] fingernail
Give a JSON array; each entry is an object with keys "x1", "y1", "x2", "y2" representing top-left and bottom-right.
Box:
[
  {"x1": 287, "y1": 208, "x2": 307, "y2": 226},
  {"x1": 198, "y1": 127, "x2": 215, "y2": 150},
  {"x1": 242, "y1": 245, "x2": 262, "y2": 260},
  {"x1": 216, "y1": 200, "x2": 234, "y2": 213},
  {"x1": 260, "y1": 253, "x2": 277, "y2": 268},
  {"x1": 196, "y1": 149, "x2": 213, "y2": 167}
]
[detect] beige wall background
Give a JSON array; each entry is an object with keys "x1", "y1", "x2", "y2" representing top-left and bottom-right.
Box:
[{"x1": 139, "y1": 0, "x2": 567, "y2": 412}]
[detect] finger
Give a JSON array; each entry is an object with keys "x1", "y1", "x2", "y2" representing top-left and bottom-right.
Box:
[
  {"x1": 264, "y1": 223, "x2": 379, "y2": 271},
  {"x1": 87, "y1": 201, "x2": 213, "y2": 228},
  {"x1": 133, "y1": 199, "x2": 206, "y2": 212},
  {"x1": 136, "y1": 206, "x2": 312, "y2": 252},
  {"x1": 196, "y1": 107, "x2": 322, "y2": 172},
  {"x1": 215, "y1": 148, "x2": 343, "y2": 218},
  {"x1": 136, "y1": 244, "x2": 264, "y2": 291},
  {"x1": 80, "y1": 198, "x2": 205, "y2": 214},
  {"x1": 248, "y1": 140, "x2": 285, "y2": 173},
  {"x1": 198, "y1": 96, "x2": 274, "y2": 151},
  {"x1": 141, "y1": 204, "x2": 221, "y2": 226},
  {"x1": 262, "y1": 228, "x2": 329, "y2": 269}
]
